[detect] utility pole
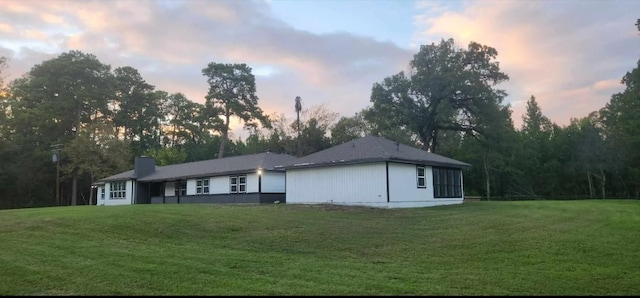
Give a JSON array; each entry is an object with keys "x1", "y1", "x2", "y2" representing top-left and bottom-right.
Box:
[
  {"x1": 51, "y1": 144, "x2": 63, "y2": 206},
  {"x1": 71, "y1": 86, "x2": 80, "y2": 206}
]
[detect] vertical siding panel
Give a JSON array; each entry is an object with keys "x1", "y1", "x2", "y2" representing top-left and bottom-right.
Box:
[
  {"x1": 210, "y1": 176, "x2": 229, "y2": 194},
  {"x1": 165, "y1": 182, "x2": 176, "y2": 197},
  {"x1": 388, "y1": 163, "x2": 430, "y2": 202},
  {"x1": 286, "y1": 163, "x2": 387, "y2": 205},
  {"x1": 246, "y1": 173, "x2": 258, "y2": 193},
  {"x1": 186, "y1": 179, "x2": 196, "y2": 195},
  {"x1": 262, "y1": 172, "x2": 285, "y2": 193}
]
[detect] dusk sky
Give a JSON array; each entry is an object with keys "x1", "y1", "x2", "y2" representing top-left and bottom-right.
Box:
[{"x1": 1, "y1": 0, "x2": 639, "y2": 139}]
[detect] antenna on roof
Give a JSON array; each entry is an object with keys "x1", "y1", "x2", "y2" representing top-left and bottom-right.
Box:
[
  {"x1": 352, "y1": 142, "x2": 355, "y2": 148},
  {"x1": 395, "y1": 141, "x2": 399, "y2": 151}
]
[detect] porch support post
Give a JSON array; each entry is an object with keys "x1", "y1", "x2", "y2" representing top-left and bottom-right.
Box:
[{"x1": 162, "y1": 181, "x2": 166, "y2": 204}]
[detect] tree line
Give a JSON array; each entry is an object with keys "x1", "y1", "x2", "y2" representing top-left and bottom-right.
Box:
[{"x1": 0, "y1": 29, "x2": 638, "y2": 209}]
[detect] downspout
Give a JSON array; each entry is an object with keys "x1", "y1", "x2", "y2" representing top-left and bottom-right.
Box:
[
  {"x1": 386, "y1": 162, "x2": 390, "y2": 203},
  {"x1": 258, "y1": 171, "x2": 262, "y2": 202}
]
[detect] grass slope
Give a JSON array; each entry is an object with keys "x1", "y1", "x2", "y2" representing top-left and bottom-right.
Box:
[{"x1": 1, "y1": 200, "x2": 639, "y2": 295}]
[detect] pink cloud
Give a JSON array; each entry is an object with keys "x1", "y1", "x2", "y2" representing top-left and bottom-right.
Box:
[{"x1": 413, "y1": 0, "x2": 639, "y2": 127}]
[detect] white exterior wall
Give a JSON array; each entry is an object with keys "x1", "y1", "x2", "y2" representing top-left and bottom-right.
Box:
[
  {"x1": 161, "y1": 173, "x2": 264, "y2": 195},
  {"x1": 209, "y1": 176, "x2": 229, "y2": 194},
  {"x1": 388, "y1": 162, "x2": 463, "y2": 208},
  {"x1": 261, "y1": 171, "x2": 285, "y2": 193},
  {"x1": 97, "y1": 186, "x2": 105, "y2": 206},
  {"x1": 104, "y1": 180, "x2": 134, "y2": 206},
  {"x1": 286, "y1": 163, "x2": 387, "y2": 205},
  {"x1": 286, "y1": 162, "x2": 464, "y2": 209},
  {"x1": 164, "y1": 182, "x2": 176, "y2": 197},
  {"x1": 246, "y1": 173, "x2": 258, "y2": 193},
  {"x1": 388, "y1": 162, "x2": 433, "y2": 202}
]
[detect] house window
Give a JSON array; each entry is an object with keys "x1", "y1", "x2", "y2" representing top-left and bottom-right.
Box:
[
  {"x1": 100, "y1": 187, "x2": 105, "y2": 200},
  {"x1": 110, "y1": 181, "x2": 126, "y2": 199},
  {"x1": 230, "y1": 175, "x2": 247, "y2": 193},
  {"x1": 196, "y1": 179, "x2": 209, "y2": 194},
  {"x1": 174, "y1": 181, "x2": 186, "y2": 196},
  {"x1": 416, "y1": 166, "x2": 426, "y2": 188},
  {"x1": 433, "y1": 168, "x2": 462, "y2": 198}
]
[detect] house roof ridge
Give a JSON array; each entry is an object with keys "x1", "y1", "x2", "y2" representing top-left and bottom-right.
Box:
[{"x1": 371, "y1": 135, "x2": 392, "y2": 159}]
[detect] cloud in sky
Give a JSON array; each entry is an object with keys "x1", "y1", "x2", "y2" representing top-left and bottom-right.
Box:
[
  {"x1": 1, "y1": 0, "x2": 638, "y2": 138},
  {"x1": 1, "y1": 0, "x2": 414, "y2": 139},
  {"x1": 413, "y1": 0, "x2": 640, "y2": 127}
]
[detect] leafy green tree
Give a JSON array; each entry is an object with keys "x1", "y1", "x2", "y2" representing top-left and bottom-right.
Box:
[
  {"x1": 517, "y1": 95, "x2": 555, "y2": 197},
  {"x1": 7, "y1": 50, "x2": 113, "y2": 205},
  {"x1": 162, "y1": 92, "x2": 199, "y2": 146},
  {"x1": 144, "y1": 147, "x2": 187, "y2": 166},
  {"x1": 367, "y1": 38, "x2": 509, "y2": 153},
  {"x1": 361, "y1": 106, "x2": 417, "y2": 146},
  {"x1": 574, "y1": 114, "x2": 609, "y2": 198},
  {"x1": 61, "y1": 122, "x2": 132, "y2": 205},
  {"x1": 521, "y1": 96, "x2": 552, "y2": 138},
  {"x1": 112, "y1": 66, "x2": 164, "y2": 156},
  {"x1": 233, "y1": 132, "x2": 271, "y2": 155},
  {"x1": 331, "y1": 112, "x2": 371, "y2": 145},
  {"x1": 262, "y1": 105, "x2": 337, "y2": 156},
  {"x1": 0, "y1": 56, "x2": 7, "y2": 94},
  {"x1": 202, "y1": 63, "x2": 270, "y2": 158},
  {"x1": 600, "y1": 58, "x2": 640, "y2": 198}
]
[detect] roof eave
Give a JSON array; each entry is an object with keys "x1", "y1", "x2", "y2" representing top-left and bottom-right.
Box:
[
  {"x1": 137, "y1": 168, "x2": 284, "y2": 182},
  {"x1": 283, "y1": 157, "x2": 471, "y2": 170}
]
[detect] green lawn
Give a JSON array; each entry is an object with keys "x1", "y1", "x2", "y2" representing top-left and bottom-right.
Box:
[{"x1": 1, "y1": 200, "x2": 639, "y2": 295}]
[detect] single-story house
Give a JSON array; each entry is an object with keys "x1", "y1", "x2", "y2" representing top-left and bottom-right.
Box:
[
  {"x1": 282, "y1": 135, "x2": 471, "y2": 208},
  {"x1": 94, "y1": 152, "x2": 296, "y2": 206}
]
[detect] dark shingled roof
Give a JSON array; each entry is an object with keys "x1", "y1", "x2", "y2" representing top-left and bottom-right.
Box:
[
  {"x1": 281, "y1": 135, "x2": 471, "y2": 169},
  {"x1": 98, "y1": 152, "x2": 297, "y2": 183}
]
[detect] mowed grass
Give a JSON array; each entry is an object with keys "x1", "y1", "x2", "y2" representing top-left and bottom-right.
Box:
[{"x1": 1, "y1": 200, "x2": 639, "y2": 295}]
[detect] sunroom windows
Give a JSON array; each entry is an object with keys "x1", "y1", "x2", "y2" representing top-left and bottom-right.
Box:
[{"x1": 433, "y1": 167, "x2": 462, "y2": 198}]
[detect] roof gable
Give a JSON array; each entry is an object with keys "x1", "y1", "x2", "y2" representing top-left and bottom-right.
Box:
[{"x1": 284, "y1": 135, "x2": 470, "y2": 169}]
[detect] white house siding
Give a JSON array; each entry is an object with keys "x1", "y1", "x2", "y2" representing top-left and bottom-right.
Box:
[
  {"x1": 388, "y1": 162, "x2": 434, "y2": 202},
  {"x1": 164, "y1": 182, "x2": 176, "y2": 197},
  {"x1": 186, "y1": 179, "x2": 197, "y2": 195},
  {"x1": 104, "y1": 180, "x2": 134, "y2": 206},
  {"x1": 97, "y1": 186, "x2": 105, "y2": 206},
  {"x1": 286, "y1": 162, "x2": 387, "y2": 205},
  {"x1": 388, "y1": 162, "x2": 463, "y2": 208},
  {"x1": 209, "y1": 176, "x2": 228, "y2": 194},
  {"x1": 261, "y1": 171, "x2": 285, "y2": 193},
  {"x1": 246, "y1": 173, "x2": 259, "y2": 193},
  {"x1": 163, "y1": 173, "x2": 262, "y2": 196}
]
